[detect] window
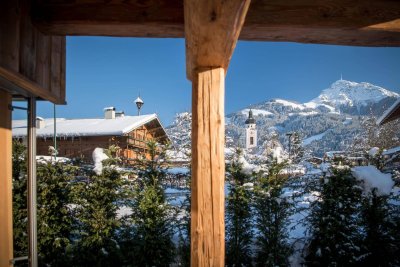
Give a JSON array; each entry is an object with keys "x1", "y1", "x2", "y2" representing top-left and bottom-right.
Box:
[{"x1": 250, "y1": 137, "x2": 254, "y2": 145}]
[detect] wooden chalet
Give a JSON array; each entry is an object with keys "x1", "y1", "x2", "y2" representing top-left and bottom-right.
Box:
[
  {"x1": 12, "y1": 110, "x2": 169, "y2": 163},
  {"x1": 1, "y1": 0, "x2": 400, "y2": 266}
]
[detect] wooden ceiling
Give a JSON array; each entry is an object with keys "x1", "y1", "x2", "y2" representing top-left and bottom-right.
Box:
[{"x1": 33, "y1": 0, "x2": 400, "y2": 47}]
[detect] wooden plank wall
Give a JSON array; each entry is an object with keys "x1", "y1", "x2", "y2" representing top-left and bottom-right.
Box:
[{"x1": 0, "y1": 0, "x2": 66, "y2": 104}]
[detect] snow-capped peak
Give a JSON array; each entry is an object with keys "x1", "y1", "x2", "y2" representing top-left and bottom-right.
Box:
[{"x1": 306, "y1": 79, "x2": 399, "y2": 109}]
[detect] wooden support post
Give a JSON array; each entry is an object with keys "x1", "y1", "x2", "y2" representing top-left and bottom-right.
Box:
[
  {"x1": 0, "y1": 89, "x2": 13, "y2": 267},
  {"x1": 191, "y1": 67, "x2": 225, "y2": 267}
]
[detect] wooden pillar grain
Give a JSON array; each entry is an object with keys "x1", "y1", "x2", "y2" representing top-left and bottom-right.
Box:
[
  {"x1": 0, "y1": 89, "x2": 13, "y2": 267},
  {"x1": 191, "y1": 67, "x2": 225, "y2": 267}
]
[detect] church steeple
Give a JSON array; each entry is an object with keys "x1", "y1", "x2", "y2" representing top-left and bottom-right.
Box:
[{"x1": 245, "y1": 109, "x2": 256, "y2": 124}]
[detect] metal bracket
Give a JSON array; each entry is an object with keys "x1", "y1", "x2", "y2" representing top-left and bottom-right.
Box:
[
  {"x1": 10, "y1": 256, "x2": 28, "y2": 264},
  {"x1": 9, "y1": 104, "x2": 28, "y2": 111}
]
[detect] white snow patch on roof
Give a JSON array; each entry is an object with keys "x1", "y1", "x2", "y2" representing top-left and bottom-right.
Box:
[
  {"x1": 351, "y1": 166, "x2": 394, "y2": 196},
  {"x1": 382, "y1": 146, "x2": 400, "y2": 156},
  {"x1": 12, "y1": 114, "x2": 158, "y2": 137}
]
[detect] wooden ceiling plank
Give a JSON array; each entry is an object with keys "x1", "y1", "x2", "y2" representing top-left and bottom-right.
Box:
[{"x1": 32, "y1": 0, "x2": 400, "y2": 46}]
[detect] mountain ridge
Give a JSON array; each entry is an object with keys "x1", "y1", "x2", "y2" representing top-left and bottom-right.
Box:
[{"x1": 167, "y1": 80, "x2": 399, "y2": 157}]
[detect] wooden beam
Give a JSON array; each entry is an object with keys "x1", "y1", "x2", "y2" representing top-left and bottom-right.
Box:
[
  {"x1": 184, "y1": 0, "x2": 251, "y2": 80},
  {"x1": 0, "y1": 66, "x2": 66, "y2": 104},
  {"x1": 191, "y1": 67, "x2": 225, "y2": 267},
  {"x1": 32, "y1": 0, "x2": 400, "y2": 47},
  {"x1": 0, "y1": 89, "x2": 13, "y2": 267}
]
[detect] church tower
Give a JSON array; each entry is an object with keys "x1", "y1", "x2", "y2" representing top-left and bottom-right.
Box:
[{"x1": 245, "y1": 109, "x2": 257, "y2": 149}]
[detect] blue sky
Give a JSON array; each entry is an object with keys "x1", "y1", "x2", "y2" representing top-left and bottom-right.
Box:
[{"x1": 27, "y1": 37, "x2": 400, "y2": 125}]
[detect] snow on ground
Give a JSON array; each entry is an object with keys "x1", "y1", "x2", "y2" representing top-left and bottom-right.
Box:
[
  {"x1": 304, "y1": 102, "x2": 336, "y2": 112},
  {"x1": 302, "y1": 129, "x2": 331, "y2": 146},
  {"x1": 241, "y1": 108, "x2": 273, "y2": 116},
  {"x1": 281, "y1": 165, "x2": 306, "y2": 175},
  {"x1": 274, "y1": 99, "x2": 305, "y2": 110},
  {"x1": 352, "y1": 166, "x2": 394, "y2": 196},
  {"x1": 343, "y1": 117, "x2": 353, "y2": 125},
  {"x1": 167, "y1": 149, "x2": 189, "y2": 162},
  {"x1": 116, "y1": 206, "x2": 133, "y2": 219},
  {"x1": 289, "y1": 111, "x2": 318, "y2": 117},
  {"x1": 36, "y1": 155, "x2": 70, "y2": 163},
  {"x1": 92, "y1": 148, "x2": 109, "y2": 175},
  {"x1": 168, "y1": 167, "x2": 189, "y2": 174}
]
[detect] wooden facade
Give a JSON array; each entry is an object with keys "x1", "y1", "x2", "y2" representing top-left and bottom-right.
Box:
[{"x1": 2, "y1": 0, "x2": 400, "y2": 266}]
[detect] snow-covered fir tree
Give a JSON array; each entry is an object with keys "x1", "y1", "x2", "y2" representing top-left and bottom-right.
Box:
[
  {"x1": 225, "y1": 148, "x2": 254, "y2": 267},
  {"x1": 129, "y1": 141, "x2": 175, "y2": 266},
  {"x1": 253, "y1": 160, "x2": 292, "y2": 267},
  {"x1": 305, "y1": 166, "x2": 363, "y2": 266},
  {"x1": 12, "y1": 140, "x2": 28, "y2": 258},
  {"x1": 359, "y1": 188, "x2": 400, "y2": 266},
  {"x1": 290, "y1": 131, "x2": 304, "y2": 163},
  {"x1": 72, "y1": 148, "x2": 127, "y2": 266},
  {"x1": 36, "y1": 159, "x2": 78, "y2": 266}
]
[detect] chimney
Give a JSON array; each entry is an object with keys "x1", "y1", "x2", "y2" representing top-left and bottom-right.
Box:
[
  {"x1": 36, "y1": 117, "x2": 45, "y2": 129},
  {"x1": 115, "y1": 111, "x2": 125, "y2": 118},
  {"x1": 104, "y1": 107, "x2": 116, "y2": 119}
]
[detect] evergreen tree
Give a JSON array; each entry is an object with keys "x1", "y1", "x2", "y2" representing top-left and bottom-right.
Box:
[
  {"x1": 12, "y1": 140, "x2": 28, "y2": 259},
  {"x1": 129, "y1": 141, "x2": 175, "y2": 266},
  {"x1": 359, "y1": 189, "x2": 400, "y2": 266},
  {"x1": 291, "y1": 132, "x2": 304, "y2": 163},
  {"x1": 225, "y1": 148, "x2": 254, "y2": 267},
  {"x1": 253, "y1": 160, "x2": 292, "y2": 267},
  {"x1": 36, "y1": 159, "x2": 77, "y2": 266},
  {"x1": 305, "y1": 167, "x2": 363, "y2": 266},
  {"x1": 72, "y1": 149, "x2": 126, "y2": 266}
]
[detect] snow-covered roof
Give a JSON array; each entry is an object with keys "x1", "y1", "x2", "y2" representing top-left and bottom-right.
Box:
[
  {"x1": 12, "y1": 114, "x2": 163, "y2": 138},
  {"x1": 377, "y1": 98, "x2": 400, "y2": 125},
  {"x1": 382, "y1": 146, "x2": 400, "y2": 156}
]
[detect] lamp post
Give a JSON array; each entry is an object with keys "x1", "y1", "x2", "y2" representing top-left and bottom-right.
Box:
[{"x1": 134, "y1": 96, "x2": 144, "y2": 115}]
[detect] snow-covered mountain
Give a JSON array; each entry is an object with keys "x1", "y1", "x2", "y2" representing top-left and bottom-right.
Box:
[
  {"x1": 305, "y1": 80, "x2": 399, "y2": 115},
  {"x1": 167, "y1": 80, "x2": 399, "y2": 157}
]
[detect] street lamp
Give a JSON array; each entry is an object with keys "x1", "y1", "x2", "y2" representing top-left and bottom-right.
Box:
[{"x1": 134, "y1": 96, "x2": 144, "y2": 115}]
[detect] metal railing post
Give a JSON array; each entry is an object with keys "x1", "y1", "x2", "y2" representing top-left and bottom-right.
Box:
[{"x1": 27, "y1": 97, "x2": 38, "y2": 267}]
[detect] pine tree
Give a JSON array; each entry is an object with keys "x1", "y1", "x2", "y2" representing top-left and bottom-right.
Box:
[
  {"x1": 225, "y1": 148, "x2": 254, "y2": 267},
  {"x1": 359, "y1": 189, "x2": 400, "y2": 266},
  {"x1": 253, "y1": 159, "x2": 292, "y2": 267},
  {"x1": 12, "y1": 140, "x2": 28, "y2": 259},
  {"x1": 290, "y1": 132, "x2": 304, "y2": 164},
  {"x1": 36, "y1": 159, "x2": 77, "y2": 266},
  {"x1": 129, "y1": 141, "x2": 175, "y2": 266},
  {"x1": 305, "y1": 167, "x2": 363, "y2": 266},
  {"x1": 72, "y1": 148, "x2": 126, "y2": 266}
]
